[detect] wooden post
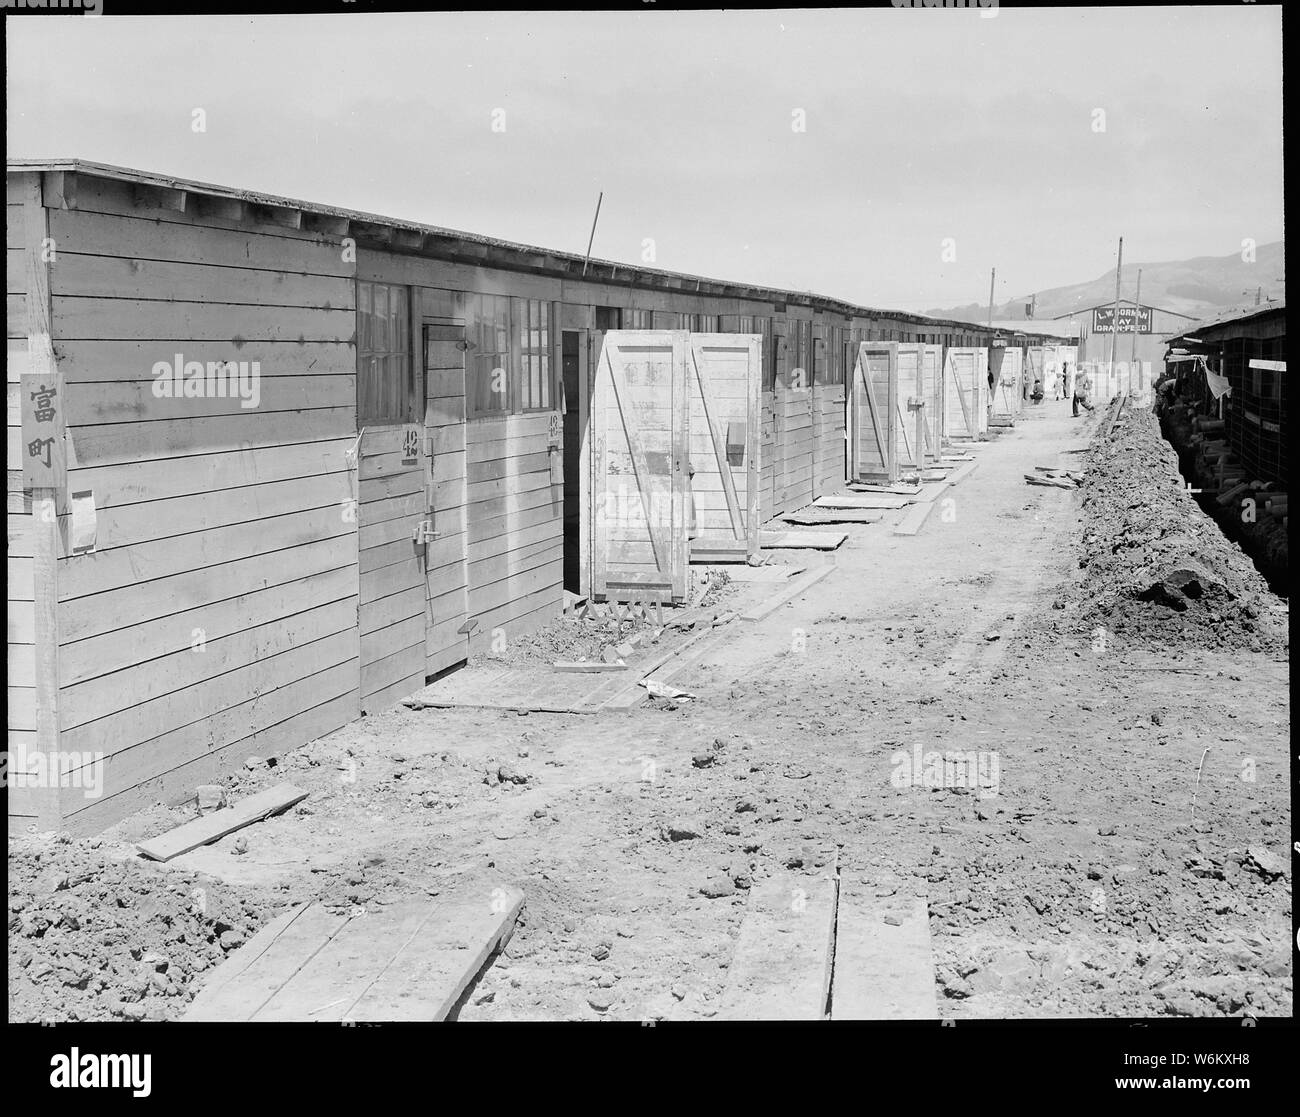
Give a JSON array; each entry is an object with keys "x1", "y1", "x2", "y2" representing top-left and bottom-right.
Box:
[
  {"x1": 1131, "y1": 267, "x2": 1142, "y2": 366},
  {"x1": 915, "y1": 401, "x2": 925, "y2": 471},
  {"x1": 1109, "y1": 236, "x2": 1123, "y2": 395},
  {"x1": 22, "y1": 174, "x2": 64, "y2": 831}
]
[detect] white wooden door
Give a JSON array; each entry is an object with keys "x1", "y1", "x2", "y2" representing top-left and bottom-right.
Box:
[
  {"x1": 686, "y1": 333, "x2": 761, "y2": 562},
  {"x1": 943, "y1": 346, "x2": 986, "y2": 440},
  {"x1": 848, "y1": 341, "x2": 898, "y2": 483},
  {"x1": 586, "y1": 331, "x2": 689, "y2": 603}
]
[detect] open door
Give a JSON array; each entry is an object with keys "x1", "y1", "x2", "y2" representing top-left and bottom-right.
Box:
[
  {"x1": 848, "y1": 341, "x2": 898, "y2": 483},
  {"x1": 422, "y1": 323, "x2": 471, "y2": 678},
  {"x1": 990, "y1": 346, "x2": 1022, "y2": 423},
  {"x1": 585, "y1": 330, "x2": 689, "y2": 604},
  {"x1": 1025, "y1": 345, "x2": 1044, "y2": 403},
  {"x1": 686, "y1": 333, "x2": 761, "y2": 563},
  {"x1": 561, "y1": 328, "x2": 589, "y2": 593}
]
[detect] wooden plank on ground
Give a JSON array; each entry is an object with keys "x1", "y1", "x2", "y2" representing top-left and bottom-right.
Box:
[
  {"x1": 831, "y1": 890, "x2": 938, "y2": 1020},
  {"x1": 183, "y1": 903, "x2": 350, "y2": 1021},
  {"x1": 945, "y1": 460, "x2": 979, "y2": 486},
  {"x1": 717, "y1": 873, "x2": 837, "y2": 1021},
  {"x1": 592, "y1": 623, "x2": 726, "y2": 711},
  {"x1": 761, "y1": 530, "x2": 847, "y2": 550},
  {"x1": 782, "y1": 509, "x2": 882, "y2": 525},
  {"x1": 913, "y1": 480, "x2": 950, "y2": 503},
  {"x1": 136, "y1": 783, "x2": 309, "y2": 862},
  {"x1": 346, "y1": 886, "x2": 524, "y2": 1021},
  {"x1": 893, "y1": 500, "x2": 937, "y2": 537},
  {"x1": 740, "y1": 563, "x2": 834, "y2": 622},
  {"x1": 815, "y1": 494, "x2": 911, "y2": 510},
  {"x1": 186, "y1": 885, "x2": 524, "y2": 1022},
  {"x1": 849, "y1": 482, "x2": 922, "y2": 496}
]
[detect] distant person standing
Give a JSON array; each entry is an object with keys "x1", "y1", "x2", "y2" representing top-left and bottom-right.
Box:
[{"x1": 1060, "y1": 362, "x2": 1070, "y2": 400}]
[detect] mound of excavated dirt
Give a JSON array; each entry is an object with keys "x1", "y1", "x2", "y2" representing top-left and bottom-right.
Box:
[
  {"x1": 7, "y1": 835, "x2": 286, "y2": 1022},
  {"x1": 1066, "y1": 408, "x2": 1287, "y2": 654}
]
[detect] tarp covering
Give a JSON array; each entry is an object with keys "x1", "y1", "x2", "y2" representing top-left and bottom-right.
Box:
[{"x1": 1201, "y1": 357, "x2": 1232, "y2": 400}]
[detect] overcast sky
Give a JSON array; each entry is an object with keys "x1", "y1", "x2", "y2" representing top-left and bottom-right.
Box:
[{"x1": 5, "y1": 7, "x2": 1284, "y2": 313}]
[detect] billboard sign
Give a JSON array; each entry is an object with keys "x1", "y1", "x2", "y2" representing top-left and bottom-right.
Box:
[{"x1": 1092, "y1": 305, "x2": 1153, "y2": 334}]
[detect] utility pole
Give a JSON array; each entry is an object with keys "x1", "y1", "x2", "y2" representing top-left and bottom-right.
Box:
[
  {"x1": 1130, "y1": 268, "x2": 1141, "y2": 363},
  {"x1": 581, "y1": 191, "x2": 604, "y2": 277},
  {"x1": 1109, "y1": 237, "x2": 1123, "y2": 396},
  {"x1": 986, "y1": 268, "x2": 996, "y2": 420}
]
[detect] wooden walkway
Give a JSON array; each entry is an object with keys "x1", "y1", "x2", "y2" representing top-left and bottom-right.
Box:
[{"x1": 183, "y1": 883, "x2": 524, "y2": 1022}]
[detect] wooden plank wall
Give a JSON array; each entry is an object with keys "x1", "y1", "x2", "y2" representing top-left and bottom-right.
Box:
[
  {"x1": 779, "y1": 317, "x2": 815, "y2": 515},
  {"x1": 6, "y1": 174, "x2": 47, "y2": 830},
  {"x1": 466, "y1": 412, "x2": 563, "y2": 646},
  {"x1": 812, "y1": 383, "x2": 845, "y2": 498},
  {"x1": 759, "y1": 388, "x2": 778, "y2": 522},
  {"x1": 357, "y1": 425, "x2": 426, "y2": 714},
  {"x1": 43, "y1": 173, "x2": 360, "y2": 832}
]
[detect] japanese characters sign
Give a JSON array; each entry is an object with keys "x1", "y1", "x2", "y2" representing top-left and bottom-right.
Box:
[{"x1": 21, "y1": 352, "x2": 67, "y2": 493}]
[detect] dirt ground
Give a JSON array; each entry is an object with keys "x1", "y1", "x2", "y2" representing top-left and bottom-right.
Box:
[{"x1": 8, "y1": 396, "x2": 1290, "y2": 1022}]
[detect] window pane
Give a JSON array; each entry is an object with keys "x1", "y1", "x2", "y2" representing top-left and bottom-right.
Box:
[
  {"x1": 358, "y1": 282, "x2": 372, "y2": 352},
  {"x1": 373, "y1": 285, "x2": 388, "y2": 352}
]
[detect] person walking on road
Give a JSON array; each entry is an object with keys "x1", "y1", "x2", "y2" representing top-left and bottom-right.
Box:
[{"x1": 1073, "y1": 370, "x2": 1094, "y2": 417}]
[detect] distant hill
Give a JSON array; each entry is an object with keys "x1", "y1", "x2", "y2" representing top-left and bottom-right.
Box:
[{"x1": 928, "y1": 241, "x2": 1284, "y2": 325}]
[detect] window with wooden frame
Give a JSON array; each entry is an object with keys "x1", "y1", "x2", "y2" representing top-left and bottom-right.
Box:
[
  {"x1": 825, "y1": 327, "x2": 846, "y2": 386},
  {"x1": 812, "y1": 327, "x2": 827, "y2": 386},
  {"x1": 357, "y1": 281, "x2": 416, "y2": 423},
  {"x1": 466, "y1": 293, "x2": 512, "y2": 416},
  {"x1": 729, "y1": 315, "x2": 775, "y2": 391},
  {"x1": 515, "y1": 297, "x2": 551, "y2": 412}
]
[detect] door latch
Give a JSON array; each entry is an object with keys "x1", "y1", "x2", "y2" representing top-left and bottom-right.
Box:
[{"x1": 413, "y1": 520, "x2": 437, "y2": 544}]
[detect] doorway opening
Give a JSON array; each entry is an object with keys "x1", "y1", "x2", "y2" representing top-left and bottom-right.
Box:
[{"x1": 562, "y1": 329, "x2": 583, "y2": 593}]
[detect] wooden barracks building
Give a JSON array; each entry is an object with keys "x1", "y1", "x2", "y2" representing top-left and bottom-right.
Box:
[{"x1": 7, "y1": 159, "x2": 1073, "y2": 832}]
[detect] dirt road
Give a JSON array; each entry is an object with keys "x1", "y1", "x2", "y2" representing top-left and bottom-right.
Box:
[{"x1": 9, "y1": 397, "x2": 1290, "y2": 1022}]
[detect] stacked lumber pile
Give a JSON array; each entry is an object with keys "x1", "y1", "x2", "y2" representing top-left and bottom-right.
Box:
[{"x1": 1025, "y1": 467, "x2": 1083, "y2": 489}]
